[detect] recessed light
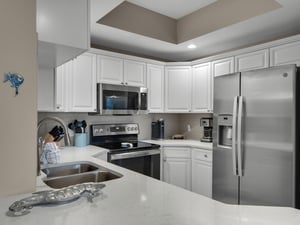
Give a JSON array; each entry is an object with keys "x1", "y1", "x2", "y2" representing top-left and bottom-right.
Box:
[{"x1": 187, "y1": 44, "x2": 197, "y2": 49}]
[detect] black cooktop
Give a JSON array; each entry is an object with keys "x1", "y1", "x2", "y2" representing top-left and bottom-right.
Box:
[{"x1": 92, "y1": 141, "x2": 160, "y2": 153}]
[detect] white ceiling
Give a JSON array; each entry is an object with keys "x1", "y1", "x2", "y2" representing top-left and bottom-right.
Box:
[
  {"x1": 90, "y1": 0, "x2": 300, "y2": 61},
  {"x1": 126, "y1": 0, "x2": 218, "y2": 19}
]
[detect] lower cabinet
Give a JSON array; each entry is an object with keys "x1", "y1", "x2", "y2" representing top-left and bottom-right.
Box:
[
  {"x1": 191, "y1": 148, "x2": 212, "y2": 198},
  {"x1": 162, "y1": 146, "x2": 212, "y2": 197}
]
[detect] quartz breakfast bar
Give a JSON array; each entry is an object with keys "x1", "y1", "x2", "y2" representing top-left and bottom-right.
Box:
[{"x1": 1, "y1": 145, "x2": 300, "y2": 225}]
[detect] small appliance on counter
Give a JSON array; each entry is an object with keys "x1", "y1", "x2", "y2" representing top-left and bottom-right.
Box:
[
  {"x1": 200, "y1": 118, "x2": 213, "y2": 142},
  {"x1": 151, "y1": 118, "x2": 164, "y2": 140}
]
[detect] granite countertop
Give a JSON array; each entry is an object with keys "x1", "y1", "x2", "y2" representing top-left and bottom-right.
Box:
[{"x1": 1, "y1": 145, "x2": 300, "y2": 225}]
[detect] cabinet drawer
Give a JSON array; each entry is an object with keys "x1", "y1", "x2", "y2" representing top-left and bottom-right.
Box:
[
  {"x1": 192, "y1": 149, "x2": 212, "y2": 162},
  {"x1": 163, "y1": 147, "x2": 190, "y2": 158}
]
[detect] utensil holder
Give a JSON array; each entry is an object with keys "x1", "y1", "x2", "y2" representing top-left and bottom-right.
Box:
[{"x1": 74, "y1": 133, "x2": 87, "y2": 147}]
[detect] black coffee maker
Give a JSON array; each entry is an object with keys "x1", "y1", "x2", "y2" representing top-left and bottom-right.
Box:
[
  {"x1": 200, "y1": 118, "x2": 213, "y2": 142},
  {"x1": 151, "y1": 119, "x2": 164, "y2": 140}
]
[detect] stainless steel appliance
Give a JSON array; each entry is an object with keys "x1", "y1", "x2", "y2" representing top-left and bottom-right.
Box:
[
  {"x1": 200, "y1": 118, "x2": 213, "y2": 142},
  {"x1": 91, "y1": 84, "x2": 148, "y2": 115},
  {"x1": 151, "y1": 118, "x2": 165, "y2": 140},
  {"x1": 213, "y1": 64, "x2": 299, "y2": 208},
  {"x1": 90, "y1": 123, "x2": 160, "y2": 179}
]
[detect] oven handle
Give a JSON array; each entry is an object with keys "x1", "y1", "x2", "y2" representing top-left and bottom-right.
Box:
[{"x1": 110, "y1": 149, "x2": 160, "y2": 161}]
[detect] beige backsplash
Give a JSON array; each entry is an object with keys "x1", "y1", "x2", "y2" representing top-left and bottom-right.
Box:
[{"x1": 38, "y1": 112, "x2": 212, "y2": 144}]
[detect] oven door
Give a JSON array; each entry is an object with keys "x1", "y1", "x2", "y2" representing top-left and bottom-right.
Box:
[{"x1": 108, "y1": 150, "x2": 160, "y2": 179}]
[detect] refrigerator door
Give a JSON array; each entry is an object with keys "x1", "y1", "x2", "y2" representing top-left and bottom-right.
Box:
[
  {"x1": 213, "y1": 72, "x2": 240, "y2": 204},
  {"x1": 240, "y1": 65, "x2": 296, "y2": 207}
]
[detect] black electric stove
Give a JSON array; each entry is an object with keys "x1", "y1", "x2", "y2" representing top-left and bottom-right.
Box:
[{"x1": 90, "y1": 123, "x2": 161, "y2": 179}]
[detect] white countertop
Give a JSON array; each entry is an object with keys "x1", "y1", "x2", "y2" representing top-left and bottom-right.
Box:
[
  {"x1": 143, "y1": 139, "x2": 213, "y2": 150},
  {"x1": 1, "y1": 145, "x2": 300, "y2": 225}
]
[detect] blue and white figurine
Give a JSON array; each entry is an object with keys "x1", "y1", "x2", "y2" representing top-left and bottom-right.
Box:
[{"x1": 3, "y1": 72, "x2": 24, "y2": 95}]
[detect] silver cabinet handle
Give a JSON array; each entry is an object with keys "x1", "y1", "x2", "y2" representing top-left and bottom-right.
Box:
[
  {"x1": 237, "y1": 96, "x2": 244, "y2": 177},
  {"x1": 232, "y1": 96, "x2": 238, "y2": 176}
]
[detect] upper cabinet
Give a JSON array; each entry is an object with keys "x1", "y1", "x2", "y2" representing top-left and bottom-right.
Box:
[
  {"x1": 235, "y1": 49, "x2": 269, "y2": 72},
  {"x1": 165, "y1": 66, "x2": 192, "y2": 113},
  {"x1": 192, "y1": 63, "x2": 213, "y2": 113},
  {"x1": 69, "y1": 53, "x2": 97, "y2": 112},
  {"x1": 270, "y1": 41, "x2": 300, "y2": 66},
  {"x1": 212, "y1": 57, "x2": 234, "y2": 77},
  {"x1": 54, "y1": 53, "x2": 97, "y2": 112},
  {"x1": 37, "y1": 0, "x2": 90, "y2": 68},
  {"x1": 97, "y1": 55, "x2": 123, "y2": 85},
  {"x1": 97, "y1": 55, "x2": 146, "y2": 87},
  {"x1": 147, "y1": 64, "x2": 165, "y2": 113},
  {"x1": 124, "y1": 60, "x2": 146, "y2": 86}
]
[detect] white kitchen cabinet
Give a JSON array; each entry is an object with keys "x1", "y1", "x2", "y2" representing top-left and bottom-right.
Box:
[
  {"x1": 55, "y1": 60, "x2": 72, "y2": 112},
  {"x1": 97, "y1": 55, "x2": 123, "y2": 84},
  {"x1": 270, "y1": 41, "x2": 300, "y2": 66},
  {"x1": 54, "y1": 53, "x2": 96, "y2": 112},
  {"x1": 163, "y1": 147, "x2": 191, "y2": 190},
  {"x1": 212, "y1": 57, "x2": 234, "y2": 77},
  {"x1": 69, "y1": 53, "x2": 97, "y2": 112},
  {"x1": 124, "y1": 60, "x2": 146, "y2": 86},
  {"x1": 191, "y1": 148, "x2": 212, "y2": 198},
  {"x1": 165, "y1": 66, "x2": 192, "y2": 112},
  {"x1": 37, "y1": 0, "x2": 89, "y2": 68},
  {"x1": 235, "y1": 49, "x2": 269, "y2": 72},
  {"x1": 97, "y1": 55, "x2": 146, "y2": 87},
  {"x1": 147, "y1": 64, "x2": 164, "y2": 112},
  {"x1": 192, "y1": 63, "x2": 213, "y2": 113}
]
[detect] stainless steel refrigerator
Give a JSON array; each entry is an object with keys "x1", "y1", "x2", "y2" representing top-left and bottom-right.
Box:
[{"x1": 212, "y1": 64, "x2": 299, "y2": 207}]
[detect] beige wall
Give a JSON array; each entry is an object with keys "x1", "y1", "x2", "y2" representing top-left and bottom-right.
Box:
[{"x1": 0, "y1": 0, "x2": 37, "y2": 196}]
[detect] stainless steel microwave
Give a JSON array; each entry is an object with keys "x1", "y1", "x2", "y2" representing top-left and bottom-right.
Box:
[{"x1": 92, "y1": 83, "x2": 148, "y2": 115}]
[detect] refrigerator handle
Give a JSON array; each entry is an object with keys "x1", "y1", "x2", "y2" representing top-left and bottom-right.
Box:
[
  {"x1": 232, "y1": 96, "x2": 239, "y2": 176},
  {"x1": 237, "y1": 96, "x2": 244, "y2": 177}
]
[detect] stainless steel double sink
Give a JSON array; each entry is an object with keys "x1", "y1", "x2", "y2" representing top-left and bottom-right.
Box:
[{"x1": 41, "y1": 161, "x2": 123, "y2": 189}]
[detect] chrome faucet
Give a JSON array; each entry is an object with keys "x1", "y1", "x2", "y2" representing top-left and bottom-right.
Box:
[{"x1": 37, "y1": 117, "x2": 71, "y2": 175}]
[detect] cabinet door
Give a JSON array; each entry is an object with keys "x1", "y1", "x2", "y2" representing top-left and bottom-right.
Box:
[
  {"x1": 212, "y1": 57, "x2": 234, "y2": 77},
  {"x1": 192, "y1": 63, "x2": 213, "y2": 113},
  {"x1": 163, "y1": 158, "x2": 191, "y2": 190},
  {"x1": 69, "y1": 53, "x2": 97, "y2": 112},
  {"x1": 235, "y1": 49, "x2": 269, "y2": 72},
  {"x1": 147, "y1": 64, "x2": 164, "y2": 112},
  {"x1": 192, "y1": 160, "x2": 212, "y2": 197},
  {"x1": 97, "y1": 55, "x2": 123, "y2": 84},
  {"x1": 55, "y1": 60, "x2": 72, "y2": 112},
  {"x1": 270, "y1": 41, "x2": 300, "y2": 66},
  {"x1": 124, "y1": 60, "x2": 146, "y2": 87},
  {"x1": 191, "y1": 149, "x2": 212, "y2": 197},
  {"x1": 165, "y1": 66, "x2": 191, "y2": 112}
]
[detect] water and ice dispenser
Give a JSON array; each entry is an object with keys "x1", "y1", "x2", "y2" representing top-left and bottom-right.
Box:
[{"x1": 217, "y1": 115, "x2": 233, "y2": 148}]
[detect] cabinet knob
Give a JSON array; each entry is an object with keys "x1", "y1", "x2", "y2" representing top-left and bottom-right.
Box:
[
  {"x1": 125, "y1": 82, "x2": 128, "y2": 85},
  {"x1": 121, "y1": 82, "x2": 124, "y2": 85},
  {"x1": 204, "y1": 154, "x2": 208, "y2": 158},
  {"x1": 56, "y1": 106, "x2": 60, "y2": 109}
]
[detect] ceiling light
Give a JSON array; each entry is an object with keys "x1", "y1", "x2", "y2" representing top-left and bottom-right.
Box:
[{"x1": 187, "y1": 44, "x2": 197, "y2": 49}]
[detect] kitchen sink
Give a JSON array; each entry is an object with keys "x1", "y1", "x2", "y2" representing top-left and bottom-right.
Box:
[
  {"x1": 41, "y1": 161, "x2": 100, "y2": 178},
  {"x1": 41, "y1": 161, "x2": 123, "y2": 189}
]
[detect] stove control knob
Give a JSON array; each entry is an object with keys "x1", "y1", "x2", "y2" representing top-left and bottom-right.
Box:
[
  {"x1": 94, "y1": 129, "x2": 99, "y2": 134},
  {"x1": 99, "y1": 128, "x2": 104, "y2": 133}
]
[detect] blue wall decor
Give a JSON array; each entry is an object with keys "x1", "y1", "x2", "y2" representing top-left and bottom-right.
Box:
[{"x1": 3, "y1": 72, "x2": 24, "y2": 96}]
